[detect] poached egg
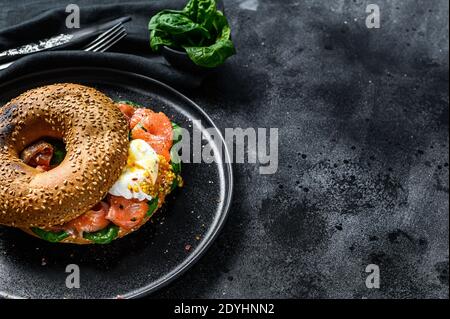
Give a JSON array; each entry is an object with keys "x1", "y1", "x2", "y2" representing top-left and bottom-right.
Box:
[{"x1": 109, "y1": 139, "x2": 159, "y2": 201}]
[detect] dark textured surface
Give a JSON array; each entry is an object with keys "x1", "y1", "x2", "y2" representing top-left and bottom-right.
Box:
[{"x1": 1, "y1": 0, "x2": 449, "y2": 299}]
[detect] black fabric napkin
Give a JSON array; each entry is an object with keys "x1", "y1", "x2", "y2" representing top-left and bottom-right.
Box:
[{"x1": 0, "y1": 0, "x2": 221, "y2": 90}]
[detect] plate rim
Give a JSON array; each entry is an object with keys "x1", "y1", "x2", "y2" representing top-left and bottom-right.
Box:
[{"x1": 0, "y1": 66, "x2": 234, "y2": 299}]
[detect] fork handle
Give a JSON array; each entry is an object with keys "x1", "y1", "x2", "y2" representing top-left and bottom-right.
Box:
[
  {"x1": 0, "y1": 61, "x2": 14, "y2": 71},
  {"x1": 0, "y1": 34, "x2": 75, "y2": 64}
]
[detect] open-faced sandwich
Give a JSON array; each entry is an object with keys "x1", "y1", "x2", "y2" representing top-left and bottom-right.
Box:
[{"x1": 0, "y1": 83, "x2": 182, "y2": 244}]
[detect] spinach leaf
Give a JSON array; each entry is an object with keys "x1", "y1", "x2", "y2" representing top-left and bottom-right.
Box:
[
  {"x1": 150, "y1": 11, "x2": 209, "y2": 37},
  {"x1": 184, "y1": 0, "x2": 218, "y2": 31},
  {"x1": 44, "y1": 138, "x2": 66, "y2": 166},
  {"x1": 51, "y1": 148, "x2": 66, "y2": 166},
  {"x1": 31, "y1": 227, "x2": 69, "y2": 243},
  {"x1": 184, "y1": 29, "x2": 235, "y2": 67},
  {"x1": 171, "y1": 176, "x2": 182, "y2": 191},
  {"x1": 171, "y1": 151, "x2": 182, "y2": 174},
  {"x1": 150, "y1": 30, "x2": 177, "y2": 51},
  {"x1": 146, "y1": 197, "x2": 159, "y2": 218},
  {"x1": 83, "y1": 224, "x2": 119, "y2": 244},
  {"x1": 148, "y1": 0, "x2": 235, "y2": 68},
  {"x1": 171, "y1": 122, "x2": 182, "y2": 174},
  {"x1": 183, "y1": 10, "x2": 235, "y2": 68},
  {"x1": 172, "y1": 122, "x2": 183, "y2": 144}
]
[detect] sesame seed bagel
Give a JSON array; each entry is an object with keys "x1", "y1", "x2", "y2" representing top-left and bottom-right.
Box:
[{"x1": 0, "y1": 83, "x2": 129, "y2": 228}]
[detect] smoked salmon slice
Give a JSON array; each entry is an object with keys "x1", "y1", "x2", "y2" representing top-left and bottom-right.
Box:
[
  {"x1": 116, "y1": 103, "x2": 136, "y2": 122},
  {"x1": 131, "y1": 112, "x2": 173, "y2": 161},
  {"x1": 129, "y1": 108, "x2": 154, "y2": 129},
  {"x1": 107, "y1": 195, "x2": 149, "y2": 230},
  {"x1": 66, "y1": 202, "x2": 110, "y2": 235}
]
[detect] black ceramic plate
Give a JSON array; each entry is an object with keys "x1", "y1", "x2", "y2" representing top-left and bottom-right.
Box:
[{"x1": 0, "y1": 67, "x2": 233, "y2": 299}]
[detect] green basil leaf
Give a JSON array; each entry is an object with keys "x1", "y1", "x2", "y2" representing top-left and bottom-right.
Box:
[
  {"x1": 83, "y1": 224, "x2": 119, "y2": 244},
  {"x1": 31, "y1": 227, "x2": 69, "y2": 243},
  {"x1": 146, "y1": 197, "x2": 159, "y2": 218}
]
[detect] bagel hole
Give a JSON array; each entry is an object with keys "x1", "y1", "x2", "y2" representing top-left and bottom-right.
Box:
[{"x1": 20, "y1": 137, "x2": 67, "y2": 171}]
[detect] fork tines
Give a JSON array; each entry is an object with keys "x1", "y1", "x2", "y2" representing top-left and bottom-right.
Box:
[{"x1": 84, "y1": 23, "x2": 127, "y2": 53}]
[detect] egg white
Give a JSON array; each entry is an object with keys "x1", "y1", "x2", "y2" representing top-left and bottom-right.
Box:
[{"x1": 109, "y1": 139, "x2": 159, "y2": 201}]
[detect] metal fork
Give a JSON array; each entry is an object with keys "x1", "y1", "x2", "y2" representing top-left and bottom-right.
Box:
[
  {"x1": 0, "y1": 23, "x2": 127, "y2": 71},
  {"x1": 84, "y1": 22, "x2": 127, "y2": 52}
]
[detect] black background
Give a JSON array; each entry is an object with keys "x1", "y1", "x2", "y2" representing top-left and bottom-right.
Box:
[{"x1": 0, "y1": 0, "x2": 448, "y2": 299}]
